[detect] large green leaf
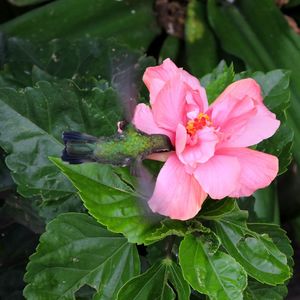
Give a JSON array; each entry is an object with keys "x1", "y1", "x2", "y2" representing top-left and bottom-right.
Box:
[
  {"x1": 7, "y1": 0, "x2": 48, "y2": 6},
  {"x1": 0, "y1": 79, "x2": 121, "y2": 218},
  {"x1": 0, "y1": 156, "x2": 14, "y2": 192},
  {"x1": 24, "y1": 213, "x2": 140, "y2": 300},
  {"x1": 51, "y1": 157, "x2": 213, "y2": 245},
  {"x1": 248, "y1": 223, "x2": 294, "y2": 268},
  {"x1": 244, "y1": 279, "x2": 288, "y2": 300},
  {"x1": 51, "y1": 158, "x2": 170, "y2": 245},
  {"x1": 199, "y1": 200, "x2": 291, "y2": 285},
  {"x1": 117, "y1": 259, "x2": 190, "y2": 300},
  {"x1": 207, "y1": 0, "x2": 300, "y2": 164},
  {"x1": 200, "y1": 61, "x2": 234, "y2": 103},
  {"x1": 0, "y1": 37, "x2": 154, "y2": 89},
  {"x1": 0, "y1": 37, "x2": 152, "y2": 221},
  {"x1": 179, "y1": 233, "x2": 247, "y2": 300},
  {"x1": 185, "y1": 0, "x2": 218, "y2": 77},
  {"x1": 0, "y1": 0, "x2": 158, "y2": 49}
]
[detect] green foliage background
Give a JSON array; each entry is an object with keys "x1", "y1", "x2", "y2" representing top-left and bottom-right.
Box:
[{"x1": 0, "y1": 0, "x2": 300, "y2": 299}]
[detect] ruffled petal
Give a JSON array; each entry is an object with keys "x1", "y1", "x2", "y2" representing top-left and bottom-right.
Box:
[
  {"x1": 209, "y1": 79, "x2": 280, "y2": 148},
  {"x1": 151, "y1": 75, "x2": 187, "y2": 132},
  {"x1": 181, "y1": 70, "x2": 208, "y2": 112},
  {"x1": 176, "y1": 125, "x2": 218, "y2": 166},
  {"x1": 194, "y1": 155, "x2": 240, "y2": 199},
  {"x1": 218, "y1": 148, "x2": 279, "y2": 197},
  {"x1": 143, "y1": 58, "x2": 208, "y2": 111},
  {"x1": 132, "y1": 103, "x2": 174, "y2": 141},
  {"x1": 143, "y1": 58, "x2": 179, "y2": 105},
  {"x1": 148, "y1": 154, "x2": 207, "y2": 220},
  {"x1": 213, "y1": 78, "x2": 263, "y2": 104}
]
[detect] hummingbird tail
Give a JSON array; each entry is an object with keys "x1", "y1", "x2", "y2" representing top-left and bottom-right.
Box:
[{"x1": 62, "y1": 131, "x2": 97, "y2": 164}]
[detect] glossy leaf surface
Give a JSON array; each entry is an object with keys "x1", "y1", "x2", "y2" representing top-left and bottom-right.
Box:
[
  {"x1": 0, "y1": 80, "x2": 121, "y2": 201},
  {"x1": 117, "y1": 259, "x2": 190, "y2": 300},
  {"x1": 244, "y1": 279, "x2": 288, "y2": 300},
  {"x1": 52, "y1": 159, "x2": 164, "y2": 244},
  {"x1": 0, "y1": 0, "x2": 158, "y2": 49},
  {"x1": 200, "y1": 200, "x2": 291, "y2": 285},
  {"x1": 24, "y1": 213, "x2": 140, "y2": 300},
  {"x1": 179, "y1": 233, "x2": 247, "y2": 300}
]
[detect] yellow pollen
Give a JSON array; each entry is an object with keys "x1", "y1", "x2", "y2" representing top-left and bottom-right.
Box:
[{"x1": 186, "y1": 113, "x2": 211, "y2": 136}]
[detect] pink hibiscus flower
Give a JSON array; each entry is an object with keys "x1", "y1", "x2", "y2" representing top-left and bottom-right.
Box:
[{"x1": 133, "y1": 59, "x2": 280, "y2": 220}]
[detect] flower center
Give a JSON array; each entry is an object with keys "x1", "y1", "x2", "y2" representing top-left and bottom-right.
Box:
[{"x1": 186, "y1": 113, "x2": 211, "y2": 136}]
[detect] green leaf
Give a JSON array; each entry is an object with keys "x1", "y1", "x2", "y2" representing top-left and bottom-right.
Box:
[
  {"x1": 207, "y1": 0, "x2": 300, "y2": 164},
  {"x1": 252, "y1": 186, "x2": 280, "y2": 224},
  {"x1": 24, "y1": 213, "x2": 140, "y2": 300},
  {"x1": 0, "y1": 195, "x2": 45, "y2": 234},
  {"x1": 117, "y1": 259, "x2": 190, "y2": 300},
  {"x1": 0, "y1": 79, "x2": 122, "y2": 218},
  {"x1": 1, "y1": 37, "x2": 154, "y2": 89},
  {"x1": 200, "y1": 61, "x2": 234, "y2": 103},
  {"x1": 7, "y1": 0, "x2": 48, "y2": 6},
  {"x1": 244, "y1": 279, "x2": 288, "y2": 300},
  {"x1": 200, "y1": 200, "x2": 291, "y2": 285},
  {"x1": 0, "y1": 0, "x2": 158, "y2": 49},
  {"x1": 160, "y1": 36, "x2": 180, "y2": 62},
  {"x1": 248, "y1": 223, "x2": 294, "y2": 268},
  {"x1": 51, "y1": 158, "x2": 170, "y2": 245},
  {"x1": 0, "y1": 157, "x2": 14, "y2": 192},
  {"x1": 179, "y1": 233, "x2": 247, "y2": 300},
  {"x1": 185, "y1": 0, "x2": 218, "y2": 77}
]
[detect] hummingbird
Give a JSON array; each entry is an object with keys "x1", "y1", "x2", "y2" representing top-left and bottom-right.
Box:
[
  {"x1": 62, "y1": 55, "x2": 173, "y2": 170},
  {"x1": 62, "y1": 122, "x2": 173, "y2": 167}
]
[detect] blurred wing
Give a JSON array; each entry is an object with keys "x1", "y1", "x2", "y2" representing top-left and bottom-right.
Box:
[
  {"x1": 130, "y1": 158, "x2": 156, "y2": 211},
  {"x1": 111, "y1": 54, "x2": 157, "y2": 208},
  {"x1": 111, "y1": 54, "x2": 139, "y2": 122}
]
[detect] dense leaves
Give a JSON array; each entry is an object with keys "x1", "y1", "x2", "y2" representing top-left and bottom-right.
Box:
[
  {"x1": 0, "y1": 37, "x2": 154, "y2": 89},
  {"x1": 24, "y1": 213, "x2": 140, "y2": 300},
  {"x1": 0, "y1": 1, "x2": 298, "y2": 298},
  {"x1": 244, "y1": 279, "x2": 288, "y2": 300},
  {"x1": 201, "y1": 61, "x2": 234, "y2": 103},
  {"x1": 117, "y1": 259, "x2": 190, "y2": 300},
  {"x1": 0, "y1": 38, "x2": 152, "y2": 220},
  {"x1": 0, "y1": 0, "x2": 158, "y2": 49},
  {"x1": 0, "y1": 80, "x2": 121, "y2": 201},
  {"x1": 179, "y1": 233, "x2": 247, "y2": 300},
  {"x1": 199, "y1": 200, "x2": 291, "y2": 285}
]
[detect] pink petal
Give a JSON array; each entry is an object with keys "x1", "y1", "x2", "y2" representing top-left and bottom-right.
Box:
[
  {"x1": 143, "y1": 59, "x2": 208, "y2": 111},
  {"x1": 220, "y1": 104, "x2": 280, "y2": 148},
  {"x1": 143, "y1": 58, "x2": 179, "y2": 105},
  {"x1": 181, "y1": 70, "x2": 208, "y2": 112},
  {"x1": 209, "y1": 79, "x2": 280, "y2": 147},
  {"x1": 148, "y1": 154, "x2": 207, "y2": 220},
  {"x1": 175, "y1": 123, "x2": 187, "y2": 154},
  {"x1": 194, "y1": 155, "x2": 240, "y2": 199},
  {"x1": 151, "y1": 75, "x2": 187, "y2": 132},
  {"x1": 214, "y1": 78, "x2": 263, "y2": 104},
  {"x1": 132, "y1": 103, "x2": 174, "y2": 142},
  {"x1": 176, "y1": 125, "x2": 218, "y2": 166},
  {"x1": 218, "y1": 148, "x2": 279, "y2": 197}
]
